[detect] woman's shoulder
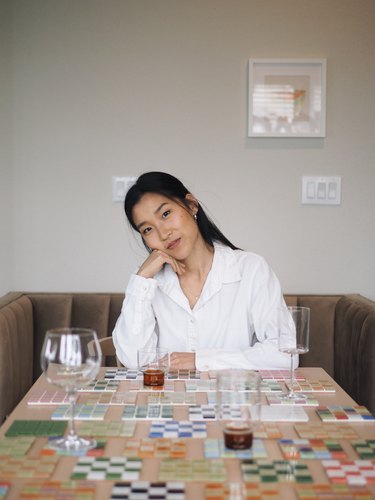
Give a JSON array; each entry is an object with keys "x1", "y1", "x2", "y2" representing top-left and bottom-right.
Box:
[{"x1": 214, "y1": 242, "x2": 269, "y2": 274}]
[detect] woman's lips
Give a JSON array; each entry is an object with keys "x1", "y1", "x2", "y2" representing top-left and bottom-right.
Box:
[{"x1": 167, "y1": 238, "x2": 181, "y2": 250}]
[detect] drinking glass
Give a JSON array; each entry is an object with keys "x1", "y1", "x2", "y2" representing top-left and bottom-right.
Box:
[
  {"x1": 278, "y1": 306, "x2": 310, "y2": 400},
  {"x1": 216, "y1": 370, "x2": 261, "y2": 450},
  {"x1": 40, "y1": 327, "x2": 102, "y2": 452},
  {"x1": 137, "y1": 348, "x2": 169, "y2": 386}
]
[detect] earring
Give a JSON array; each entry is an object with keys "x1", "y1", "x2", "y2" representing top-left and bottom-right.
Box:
[{"x1": 194, "y1": 213, "x2": 197, "y2": 220}]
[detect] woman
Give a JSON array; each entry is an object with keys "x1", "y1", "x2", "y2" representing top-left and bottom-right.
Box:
[{"x1": 113, "y1": 171, "x2": 294, "y2": 370}]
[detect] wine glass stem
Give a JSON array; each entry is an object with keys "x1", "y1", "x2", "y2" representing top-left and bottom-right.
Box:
[
  {"x1": 68, "y1": 391, "x2": 77, "y2": 440},
  {"x1": 289, "y1": 353, "x2": 295, "y2": 397}
]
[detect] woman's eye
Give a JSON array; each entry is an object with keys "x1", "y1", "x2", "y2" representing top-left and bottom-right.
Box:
[
  {"x1": 162, "y1": 210, "x2": 171, "y2": 218},
  {"x1": 143, "y1": 227, "x2": 152, "y2": 235}
]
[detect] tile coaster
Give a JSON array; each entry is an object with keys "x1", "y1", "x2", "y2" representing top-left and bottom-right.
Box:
[
  {"x1": 204, "y1": 483, "x2": 279, "y2": 499},
  {"x1": 322, "y1": 459, "x2": 375, "y2": 486},
  {"x1": 0, "y1": 455, "x2": 59, "y2": 479},
  {"x1": 122, "y1": 404, "x2": 174, "y2": 420},
  {"x1": 295, "y1": 423, "x2": 359, "y2": 440},
  {"x1": 296, "y1": 483, "x2": 375, "y2": 499},
  {"x1": 5, "y1": 420, "x2": 67, "y2": 437},
  {"x1": 241, "y1": 459, "x2": 313, "y2": 483},
  {"x1": 204, "y1": 438, "x2": 267, "y2": 459},
  {"x1": 0, "y1": 483, "x2": 10, "y2": 500},
  {"x1": 149, "y1": 420, "x2": 207, "y2": 438},
  {"x1": 279, "y1": 439, "x2": 347, "y2": 460},
  {"x1": 123, "y1": 438, "x2": 187, "y2": 458},
  {"x1": 27, "y1": 390, "x2": 74, "y2": 405},
  {"x1": 316, "y1": 406, "x2": 375, "y2": 422},
  {"x1": 258, "y1": 369, "x2": 305, "y2": 381},
  {"x1": 19, "y1": 481, "x2": 96, "y2": 500},
  {"x1": 128, "y1": 381, "x2": 176, "y2": 392},
  {"x1": 104, "y1": 368, "x2": 141, "y2": 380},
  {"x1": 167, "y1": 369, "x2": 201, "y2": 380},
  {"x1": 0, "y1": 436, "x2": 35, "y2": 456},
  {"x1": 85, "y1": 392, "x2": 137, "y2": 405},
  {"x1": 41, "y1": 438, "x2": 106, "y2": 457},
  {"x1": 159, "y1": 458, "x2": 226, "y2": 482},
  {"x1": 110, "y1": 481, "x2": 185, "y2": 500},
  {"x1": 266, "y1": 394, "x2": 319, "y2": 406},
  {"x1": 185, "y1": 380, "x2": 217, "y2": 392},
  {"x1": 71, "y1": 456, "x2": 142, "y2": 481},
  {"x1": 51, "y1": 404, "x2": 108, "y2": 421},
  {"x1": 77, "y1": 421, "x2": 136, "y2": 437},
  {"x1": 251, "y1": 406, "x2": 309, "y2": 422},
  {"x1": 285, "y1": 380, "x2": 336, "y2": 393},
  {"x1": 254, "y1": 423, "x2": 283, "y2": 440},
  {"x1": 77, "y1": 379, "x2": 120, "y2": 392},
  {"x1": 189, "y1": 405, "x2": 245, "y2": 421},
  {"x1": 351, "y1": 440, "x2": 375, "y2": 460},
  {"x1": 147, "y1": 392, "x2": 197, "y2": 405}
]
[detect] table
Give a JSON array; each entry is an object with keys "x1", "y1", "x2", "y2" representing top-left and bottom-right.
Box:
[{"x1": 0, "y1": 367, "x2": 374, "y2": 499}]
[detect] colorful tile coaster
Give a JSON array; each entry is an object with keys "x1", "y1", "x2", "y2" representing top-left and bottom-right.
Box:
[
  {"x1": 296, "y1": 483, "x2": 375, "y2": 499},
  {"x1": 241, "y1": 459, "x2": 313, "y2": 483},
  {"x1": 27, "y1": 390, "x2": 74, "y2": 405},
  {"x1": 0, "y1": 455, "x2": 59, "y2": 479},
  {"x1": 77, "y1": 421, "x2": 136, "y2": 437},
  {"x1": 85, "y1": 392, "x2": 137, "y2": 405},
  {"x1": 0, "y1": 436, "x2": 35, "y2": 456},
  {"x1": 258, "y1": 369, "x2": 305, "y2": 381},
  {"x1": 189, "y1": 404, "x2": 245, "y2": 421},
  {"x1": 254, "y1": 423, "x2": 283, "y2": 440},
  {"x1": 51, "y1": 404, "x2": 108, "y2": 421},
  {"x1": 71, "y1": 456, "x2": 142, "y2": 481},
  {"x1": 149, "y1": 420, "x2": 207, "y2": 438},
  {"x1": 185, "y1": 380, "x2": 217, "y2": 392},
  {"x1": 295, "y1": 423, "x2": 359, "y2": 440},
  {"x1": 128, "y1": 380, "x2": 176, "y2": 392},
  {"x1": 266, "y1": 394, "x2": 319, "y2": 406},
  {"x1": 110, "y1": 481, "x2": 185, "y2": 500},
  {"x1": 251, "y1": 405, "x2": 309, "y2": 422},
  {"x1": 122, "y1": 404, "x2": 174, "y2": 420},
  {"x1": 279, "y1": 439, "x2": 347, "y2": 460},
  {"x1": 5, "y1": 420, "x2": 67, "y2": 437},
  {"x1": 204, "y1": 483, "x2": 279, "y2": 499},
  {"x1": 166, "y1": 369, "x2": 201, "y2": 380},
  {"x1": 146, "y1": 392, "x2": 197, "y2": 405},
  {"x1": 159, "y1": 459, "x2": 226, "y2": 482},
  {"x1": 77, "y1": 379, "x2": 120, "y2": 392},
  {"x1": 19, "y1": 481, "x2": 96, "y2": 500},
  {"x1": 352, "y1": 440, "x2": 375, "y2": 460},
  {"x1": 123, "y1": 438, "x2": 187, "y2": 458},
  {"x1": 204, "y1": 438, "x2": 267, "y2": 459},
  {"x1": 285, "y1": 379, "x2": 336, "y2": 393},
  {"x1": 0, "y1": 483, "x2": 10, "y2": 500},
  {"x1": 104, "y1": 368, "x2": 141, "y2": 380},
  {"x1": 316, "y1": 406, "x2": 375, "y2": 422},
  {"x1": 322, "y1": 459, "x2": 375, "y2": 486},
  {"x1": 41, "y1": 438, "x2": 106, "y2": 457}
]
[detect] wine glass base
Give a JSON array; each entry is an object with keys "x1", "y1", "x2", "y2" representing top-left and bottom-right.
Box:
[
  {"x1": 48, "y1": 435, "x2": 97, "y2": 454},
  {"x1": 278, "y1": 391, "x2": 308, "y2": 401}
]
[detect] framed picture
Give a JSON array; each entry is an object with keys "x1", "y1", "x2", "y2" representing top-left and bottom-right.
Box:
[{"x1": 248, "y1": 59, "x2": 326, "y2": 138}]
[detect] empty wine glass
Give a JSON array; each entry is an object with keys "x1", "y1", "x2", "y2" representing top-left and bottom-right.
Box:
[
  {"x1": 278, "y1": 306, "x2": 310, "y2": 400},
  {"x1": 41, "y1": 327, "x2": 102, "y2": 452}
]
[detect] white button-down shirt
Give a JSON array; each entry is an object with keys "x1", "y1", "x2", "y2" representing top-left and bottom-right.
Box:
[{"x1": 113, "y1": 243, "x2": 294, "y2": 370}]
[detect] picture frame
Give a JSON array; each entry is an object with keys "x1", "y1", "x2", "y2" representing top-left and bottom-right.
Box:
[{"x1": 248, "y1": 58, "x2": 326, "y2": 138}]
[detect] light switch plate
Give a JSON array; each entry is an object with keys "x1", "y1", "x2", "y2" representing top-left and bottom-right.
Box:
[
  {"x1": 112, "y1": 176, "x2": 137, "y2": 203},
  {"x1": 302, "y1": 176, "x2": 341, "y2": 205}
]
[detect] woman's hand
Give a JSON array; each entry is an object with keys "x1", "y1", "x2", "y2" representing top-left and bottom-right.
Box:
[
  {"x1": 137, "y1": 250, "x2": 185, "y2": 279},
  {"x1": 170, "y1": 352, "x2": 196, "y2": 370}
]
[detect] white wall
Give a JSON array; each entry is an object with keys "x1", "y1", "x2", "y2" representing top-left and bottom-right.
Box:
[
  {"x1": 6, "y1": 0, "x2": 375, "y2": 299},
  {"x1": 0, "y1": 0, "x2": 13, "y2": 296}
]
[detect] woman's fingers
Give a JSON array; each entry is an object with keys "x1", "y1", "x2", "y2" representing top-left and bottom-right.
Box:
[{"x1": 137, "y1": 250, "x2": 185, "y2": 278}]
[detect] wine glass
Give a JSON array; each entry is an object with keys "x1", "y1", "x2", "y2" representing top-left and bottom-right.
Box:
[
  {"x1": 41, "y1": 327, "x2": 102, "y2": 452},
  {"x1": 278, "y1": 306, "x2": 310, "y2": 400}
]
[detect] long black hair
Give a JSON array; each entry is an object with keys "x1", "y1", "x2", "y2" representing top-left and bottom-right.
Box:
[{"x1": 124, "y1": 171, "x2": 239, "y2": 251}]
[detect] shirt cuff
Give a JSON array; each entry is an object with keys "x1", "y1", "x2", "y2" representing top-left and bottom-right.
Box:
[
  {"x1": 195, "y1": 349, "x2": 215, "y2": 371},
  {"x1": 126, "y1": 273, "x2": 158, "y2": 301}
]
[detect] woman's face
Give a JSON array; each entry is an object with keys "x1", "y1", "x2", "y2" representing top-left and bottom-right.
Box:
[{"x1": 132, "y1": 192, "x2": 200, "y2": 260}]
